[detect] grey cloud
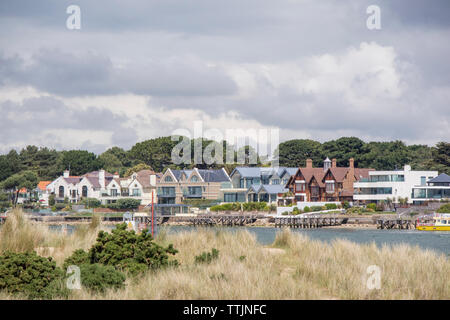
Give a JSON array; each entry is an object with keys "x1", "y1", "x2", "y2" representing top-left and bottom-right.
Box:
[{"x1": 0, "y1": 50, "x2": 237, "y2": 97}]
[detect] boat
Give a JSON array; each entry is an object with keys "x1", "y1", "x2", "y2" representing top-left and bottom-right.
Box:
[{"x1": 416, "y1": 213, "x2": 450, "y2": 231}]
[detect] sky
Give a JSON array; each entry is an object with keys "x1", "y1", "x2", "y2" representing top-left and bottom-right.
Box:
[{"x1": 0, "y1": 0, "x2": 449, "y2": 154}]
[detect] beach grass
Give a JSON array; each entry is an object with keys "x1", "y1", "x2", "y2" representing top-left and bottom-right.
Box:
[{"x1": 0, "y1": 209, "x2": 448, "y2": 300}]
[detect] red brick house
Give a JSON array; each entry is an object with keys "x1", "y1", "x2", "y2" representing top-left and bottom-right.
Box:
[{"x1": 285, "y1": 158, "x2": 373, "y2": 203}]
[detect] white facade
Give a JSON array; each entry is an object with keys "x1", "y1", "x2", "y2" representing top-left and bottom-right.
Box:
[{"x1": 353, "y1": 165, "x2": 438, "y2": 204}]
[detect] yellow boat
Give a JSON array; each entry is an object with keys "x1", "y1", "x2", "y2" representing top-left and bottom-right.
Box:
[{"x1": 416, "y1": 213, "x2": 450, "y2": 231}]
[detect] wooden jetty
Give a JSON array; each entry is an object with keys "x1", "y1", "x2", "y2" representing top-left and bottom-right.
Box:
[
  {"x1": 274, "y1": 216, "x2": 343, "y2": 228},
  {"x1": 178, "y1": 214, "x2": 264, "y2": 226},
  {"x1": 376, "y1": 218, "x2": 416, "y2": 230}
]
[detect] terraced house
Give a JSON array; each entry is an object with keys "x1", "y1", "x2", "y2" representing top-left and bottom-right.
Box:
[
  {"x1": 285, "y1": 158, "x2": 373, "y2": 203},
  {"x1": 48, "y1": 169, "x2": 157, "y2": 205},
  {"x1": 157, "y1": 168, "x2": 231, "y2": 204}
]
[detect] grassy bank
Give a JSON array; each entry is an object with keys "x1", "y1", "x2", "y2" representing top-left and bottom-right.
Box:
[{"x1": 0, "y1": 209, "x2": 448, "y2": 299}]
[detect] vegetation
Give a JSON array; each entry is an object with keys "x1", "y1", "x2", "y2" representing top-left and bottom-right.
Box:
[
  {"x1": 0, "y1": 211, "x2": 448, "y2": 299},
  {"x1": 106, "y1": 198, "x2": 141, "y2": 210},
  {"x1": 1, "y1": 139, "x2": 448, "y2": 193},
  {"x1": 0, "y1": 251, "x2": 67, "y2": 299},
  {"x1": 210, "y1": 202, "x2": 271, "y2": 212},
  {"x1": 437, "y1": 203, "x2": 450, "y2": 213},
  {"x1": 75, "y1": 264, "x2": 126, "y2": 293},
  {"x1": 194, "y1": 248, "x2": 219, "y2": 264}
]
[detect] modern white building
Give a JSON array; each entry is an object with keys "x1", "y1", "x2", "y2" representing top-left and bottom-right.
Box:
[
  {"x1": 411, "y1": 173, "x2": 450, "y2": 203},
  {"x1": 353, "y1": 165, "x2": 438, "y2": 204}
]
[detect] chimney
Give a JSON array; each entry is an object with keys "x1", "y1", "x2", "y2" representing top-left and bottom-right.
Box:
[
  {"x1": 332, "y1": 158, "x2": 337, "y2": 168},
  {"x1": 113, "y1": 171, "x2": 120, "y2": 179},
  {"x1": 323, "y1": 157, "x2": 331, "y2": 172},
  {"x1": 63, "y1": 170, "x2": 70, "y2": 178},
  {"x1": 99, "y1": 169, "x2": 106, "y2": 189},
  {"x1": 349, "y1": 158, "x2": 354, "y2": 168},
  {"x1": 150, "y1": 174, "x2": 156, "y2": 187},
  {"x1": 306, "y1": 159, "x2": 313, "y2": 168}
]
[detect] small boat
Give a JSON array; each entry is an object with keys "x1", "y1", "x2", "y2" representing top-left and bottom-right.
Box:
[{"x1": 416, "y1": 213, "x2": 450, "y2": 231}]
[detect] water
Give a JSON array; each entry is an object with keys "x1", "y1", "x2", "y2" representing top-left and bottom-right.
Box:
[{"x1": 49, "y1": 225, "x2": 450, "y2": 256}]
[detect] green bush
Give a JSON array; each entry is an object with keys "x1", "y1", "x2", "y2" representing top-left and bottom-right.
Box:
[
  {"x1": 54, "y1": 203, "x2": 66, "y2": 210},
  {"x1": 86, "y1": 223, "x2": 178, "y2": 275},
  {"x1": 81, "y1": 198, "x2": 102, "y2": 208},
  {"x1": 107, "y1": 198, "x2": 141, "y2": 210},
  {"x1": 310, "y1": 206, "x2": 323, "y2": 212},
  {"x1": 77, "y1": 264, "x2": 126, "y2": 292},
  {"x1": 63, "y1": 249, "x2": 90, "y2": 270},
  {"x1": 325, "y1": 203, "x2": 338, "y2": 210},
  {"x1": 303, "y1": 206, "x2": 310, "y2": 212},
  {"x1": 437, "y1": 203, "x2": 450, "y2": 213},
  {"x1": 195, "y1": 248, "x2": 219, "y2": 264},
  {"x1": 0, "y1": 251, "x2": 67, "y2": 299},
  {"x1": 366, "y1": 203, "x2": 377, "y2": 211}
]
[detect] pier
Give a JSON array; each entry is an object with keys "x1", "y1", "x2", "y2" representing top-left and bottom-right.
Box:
[
  {"x1": 376, "y1": 218, "x2": 415, "y2": 230},
  {"x1": 274, "y1": 216, "x2": 343, "y2": 228},
  {"x1": 171, "y1": 214, "x2": 265, "y2": 226}
]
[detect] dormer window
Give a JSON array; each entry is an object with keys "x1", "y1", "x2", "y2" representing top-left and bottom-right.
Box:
[
  {"x1": 191, "y1": 175, "x2": 198, "y2": 182},
  {"x1": 165, "y1": 176, "x2": 173, "y2": 182}
]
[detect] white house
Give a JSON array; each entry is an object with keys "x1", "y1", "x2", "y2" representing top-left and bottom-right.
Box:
[
  {"x1": 353, "y1": 165, "x2": 438, "y2": 204},
  {"x1": 47, "y1": 169, "x2": 157, "y2": 206}
]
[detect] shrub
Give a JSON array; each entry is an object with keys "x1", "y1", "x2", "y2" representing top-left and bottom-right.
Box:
[
  {"x1": 325, "y1": 203, "x2": 338, "y2": 210},
  {"x1": 195, "y1": 248, "x2": 219, "y2": 264},
  {"x1": 88, "y1": 223, "x2": 178, "y2": 275},
  {"x1": 366, "y1": 203, "x2": 377, "y2": 211},
  {"x1": 107, "y1": 198, "x2": 141, "y2": 210},
  {"x1": 310, "y1": 206, "x2": 323, "y2": 212},
  {"x1": 0, "y1": 251, "x2": 67, "y2": 299},
  {"x1": 81, "y1": 198, "x2": 102, "y2": 208},
  {"x1": 77, "y1": 264, "x2": 126, "y2": 292},
  {"x1": 54, "y1": 203, "x2": 66, "y2": 210},
  {"x1": 63, "y1": 249, "x2": 90, "y2": 270},
  {"x1": 303, "y1": 206, "x2": 310, "y2": 212},
  {"x1": 437, "y1": 203, "x2": 450, "y2": 213}
]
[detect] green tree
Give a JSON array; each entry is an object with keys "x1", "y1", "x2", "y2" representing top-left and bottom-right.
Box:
[
  {"x1": 57, "y1": 150, "x2": 102, "y2": 176},
  {"x1": 124, "y1": 163, "x2": 153, "y2": 177},
  {"x1": 276, "y1": 139, "x2": 322, "y2": 167},
  {"x1": 0, "y1": 171, "x2": 39, "y2": 206}
]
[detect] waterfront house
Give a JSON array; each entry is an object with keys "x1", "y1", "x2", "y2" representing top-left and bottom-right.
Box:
[
  {"x1": 353, "y1": 165, "x2": 439, "y2": 204},
  {"x1": 157, "y1": 167, "x2": 231, "y2": 204},
  {"x1": 285, "y1": 158, "x2": 373, "y2": 204},
  {"x1": 411, "y1": 173, "x2": 450, "y2": 203}
]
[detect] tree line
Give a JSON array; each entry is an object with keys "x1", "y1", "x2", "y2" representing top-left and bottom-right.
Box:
[{"x1": 0, "y1": 137, "x2": 448, "y2": 189}]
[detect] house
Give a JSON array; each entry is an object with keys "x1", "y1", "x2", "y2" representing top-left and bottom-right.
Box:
[
  {"x1": 411, "y1": 173, "x2": 450, "y2": 203},
  {"x1": 157, "y1": 168, "x2": 231, "y2": 204},
  {"x1": 47, "y1": 169, "x2": 157, "y2": 205},
  {"x1": 353, "y1": 165, "x2": 439, "y2": 204},
  {"x1": 37, "y1": 181, "x2": 51, "y2": 205},
  {"x1": 285, "y1": 158, "x2": 373, "y2": 204},
  {"x1": 223, "y1": 166, "x2": 297, "y2": 203}
]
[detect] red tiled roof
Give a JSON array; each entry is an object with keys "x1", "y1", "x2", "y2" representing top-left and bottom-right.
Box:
[{"x1": 37, "y1": 181, "x2": 51, "y2": 191}]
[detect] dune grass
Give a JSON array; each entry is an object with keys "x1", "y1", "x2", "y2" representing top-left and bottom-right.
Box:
[{"x1": 0, "y1": 210, "x2": 448, "y2": 299}]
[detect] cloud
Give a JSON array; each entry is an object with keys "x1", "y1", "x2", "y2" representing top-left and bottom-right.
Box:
[{"x1": 0, "y1": 96, "x2": 138, "y2": 152}]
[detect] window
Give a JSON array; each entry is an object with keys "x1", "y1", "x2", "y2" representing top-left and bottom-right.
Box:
[
  {"x1": 326, "y1": 182, "x2": 335, "y2": 193},
  {"x1": 58, "y1": 186, "x2": 64, "y2": 198},
  {"x1": 132, "y1": 188, "x2": 141, "y2": 197},
  {"x1": 111, "y1": 189, "x2": 118, "y2": 197},
  {"x1": 82, "y1": 186, "x2": 88, "y2": 197},
  {"x1": 164, "y1": 176, "x2": 173, "y2": 182},
  {"x1": 191, "y1": 175, "x2": 199, "y2": 182},
  {"x1": 272, "y1": 179, "x2": 280, "y2": 185},
  {"x1": 295, "y1": 182, "x2": 305, "y2": 192},
  {"x1": 420, "y1": 176, "x2": 426, "y2": 186}
]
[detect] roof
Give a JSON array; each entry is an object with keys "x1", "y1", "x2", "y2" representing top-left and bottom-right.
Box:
[
  {"x1": 259, "y1": 184, "x2": 288, "y2": 194},
  {"x1": 328, "y1": 167, "x2": 350, "y2": 182},
  {"x1": 280, "y1": 168, "x2": 298, "y2": 178},
  {"x1": 354, "y1": 168, "x2": 374, "y2": 181},
  {"x1": 37, "y1": 181, "x2": 51, "y2": 191},
  {"x1": 63, "y1": 177, "x2": 82, "y2": 185},
  {"x1": 135, "y1": 169, "x2": 156, "y2": 188},
  {"x1": 428, "y1": 173, "x2": 450, "y2": 183},
  {"x1": 298, "y1": 168, "x2": 326, "y2": 187},
  {"x1": 197, "y1": 169, "x2": 230, "y2": 182},
  {"x1": 231, "y1": 167, "x2": 265, "y2": 178}
]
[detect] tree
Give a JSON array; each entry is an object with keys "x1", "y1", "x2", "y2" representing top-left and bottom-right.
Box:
[
  {"x1": 98, "y1": 147, "x2": 132, "y2": 175},
  {"x1": 1, "y1": 171, "x2": 39, "y2": 206},
  {"x1": 321, "y1": 137, "x2": 365, "y2": 166},
  {"x1": 276, "y1": 139, "x2": 322, "y2": 167},
  {"x1": 57, "y1": 150, "x2": 102, "y2": 176},
  {"x1": 124, "y1": 163, "x2": 153, "y2": 177},
  {"x1": 128, "y1": 137, "x2": 179, "y2": 172},
  {"x1": 429, "y1": 142, "x2": 450, "y2": 174}
]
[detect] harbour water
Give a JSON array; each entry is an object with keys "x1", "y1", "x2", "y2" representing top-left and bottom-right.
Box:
[{"x1": 51, "y1": 224, "x2": 450, "y2": 256}]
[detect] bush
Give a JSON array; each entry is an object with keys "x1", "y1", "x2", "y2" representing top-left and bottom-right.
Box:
[
  {"x1": 63, "y1": 249, "x2": 90, "y2": 270},
  {"x1": 366, "y1": 203, "x2": 377, "y2": 211},
  {"x1": 195, "y1": 248, "x2": 219, "y2": 264},
  {"x1": 54, "y1": 203, "x2": 66, "y2": 210},
  {"x1": 107, "y1": 198, "x2": 141, "y2": 210},
  {"x1": 437, "y1": 203, "x2": 450, "y2": 213},
  {"x1": 0, "y1": 251, "x2": 67, "y2": 299},
  {"x1": 77, "y1": 264, "x2": 126, "y2": 292},
  {"x1": 81, "y1": 198, "x2": 102, "y2": 208},
  {"x1": 303, "y1": 206, "x2": 310, "y2": 212},
  {"x1": 310, "y1": 206, "x2": 323, "y2": 212},
  {"x1": 325, "y1": 203, "x2": 338, "y2": 210},
  {"x1": 87, "y1": 223, "x2": 178, "y2": 275}
]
